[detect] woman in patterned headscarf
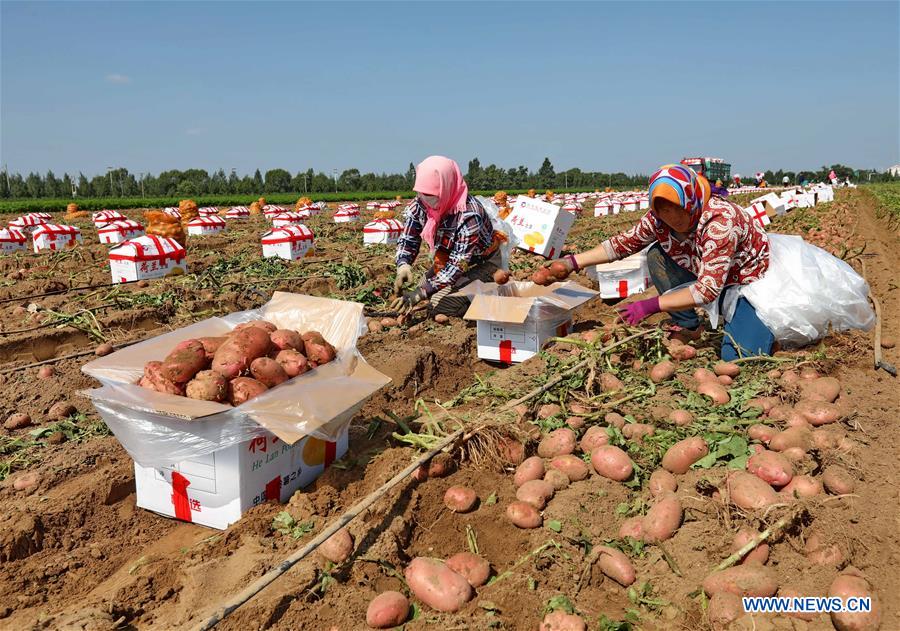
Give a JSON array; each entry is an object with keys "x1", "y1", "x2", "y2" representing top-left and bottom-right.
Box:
[{"x1": 555, "y1": 164, "x2": 774, "y2": 360}]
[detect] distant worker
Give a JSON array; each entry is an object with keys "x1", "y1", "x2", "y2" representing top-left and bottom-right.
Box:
[
  {"x1": 711, "y1": 179, "x2": 729, "y2": 197},
  {"x1": 391, "y1": 155, "x2": 503, "y2": 317},
  {"x1": 732, "y1": 173, "x2": 742, "y2": 188},
  {"x1": 782, "y1": 175, "x2": 790, "y2": 187}
]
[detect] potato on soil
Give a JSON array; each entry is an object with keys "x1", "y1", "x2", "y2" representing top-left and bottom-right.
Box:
[
  {"x1": 227, "y1": 377, "x2": 268, "y2": 406},
  {"x1": 579, "y1": 426, "x2": 609, "y2": 452},
  {"x1": 590, "y1": 445, "x2": 633, "y2": 481},
  {"x1": 367, "y1": 320, "x2": 384, "y2": 334},
  {"x1": 380, "y1": 317, "x2": 398, "y2": 328},
  {"x1": 648, "y1": 469, "x2": 677, "y2": 497},
  {"x1": 777, "y1": 586, "x2": 818, "y2": 621},
  {"x1": 4, "y1": 413, "x2": 32, "y2": 430},
  {"x1": 805, "y1": 531, "x2": 844, "y2": 566},
  {"x1": 668, "y1": 409, "x2": 693, "y2": 426},
  {"x1": 747, "y1": 450, "x2": 794, "y2": 487},
  {"x1": 544, "y1": 469, "x2": 570, "y2": 490},
  {"x1": 822, "y1": 465, "x2": 856, "y2": 495},
  {"x1": 516, "y1": 479, "x2": 555, "y2": 509},
  {"x1": 780, "y1": 474, "x2": 823, "y2": 499},
  {"x1": 702, "y1": 564, "x2": 778, "y2": 597},
  {"x1": 427, "y1": 452, "x2": 455, "y2": 478},
  {"x1": 597, "y1": 545, "x2": 636, "y2": 586},
  {"x1": 404, "y1": 557, "x2": 472, "y2": 613},
  {"x1": 618, "y1": 516, "x2": 644, "y2": 540},
  {"x1": 697, "y1": 380, "x2": 730, "y2": 405},
  {"x1": 794, "y1": 399, "x2": 840, "y2": 426},
  {"x1": 549, "y1": 454, "x2": 590, "y2": 481},
  {"x1": 641, "y1": 493, "x2": 682, "y2": 542},
  {"x1": 318, "y1": 528, "x2": 354, "y2": 563},
  {"x1": 185, "y1": 370, "x2": 228, "y2": 402},
  {"x1": 661, "y1": 437, "x2": 709, "y2": 474},
  {"x1": 269, "y1": 329, "x2": 304, "y2": 353},
  {"x1": 714, "y1": 361, "x2": 740, "y2": 377},
  {"x1": 445, "y1": 552, "x2": 490, "y2": 587},
  {"x1": 275, "y1": 349, "x2": 309, "y2": 378},
  {"x1": 731, "y1": 528, "x2": 769, "y2": 565},
  {"x1": 622, "y1": 423, "x2": 654, "y2": 442},
  {"x1": 745, "y1": 396, "x2": 779, "y2": 414},
  {"x1": 768, "y1": 426, "x2": 813, "y2": 452},
  {"x1": 48, "y1": 402, "x2": 76, "y2": 421},
  {"x1": 497, "y1": 437, "x2": 525, "y2": 465},
  {"x1": 748, "y1": 424, "x2": 777, "y2": 443},
  {"x1": 250, "y1": 357, "x2": 289, "y2": 388},
  {"x1": 366, "y1": 591, "x2": 409, "y2": 629},
  {"x1": 434, "y1": 313, "x2": 450, "y2": 325},
  {"x1": 565, "y1": 415, "x2": 585, "y2": 430},
  {"x1": 160, "y1": 339, "x2": 208, "y2": 384},
  {"x1": 708, "y1": 592, "x2": 745, "y2": 628},
  {"x1": 538, "y1": 403, "x2": 562, "y2": 419},
  {"x1": 717, "y1": 375, "x2": 733, "y2": 385},
  {"x1": 649, "y1": 360, "x2": 675, "y2": 383},
  {"x1": 537, "y1": 427, "x2": 576, "y2": 458},
  {"x1": 514, "y1": 456, "x2": 545, "y2": 487},
  {"x1": 37, "y1": 365, "x2": 55, "y2": 379},
  {"x1": 600, "y1": 372, "x2": 624, "y2": 392},
  {"x1": 829, "y1": 568, "x2": 881, "y2": 631},
  {"x1": 670, "y1": 344, "x2": 696, "y2": 360},
  {"x1": 540, "y1": 611, "x2": 586, "y2": 631},
  {"x1": 95, "y1": 342, "x2": 114, "y2": 356},
  {"x1": 693, "y1": 367, "x2": 717, "y2": 383},
  {"x1": 492, "y1": 269, "x2": 510, "y2": 285},
  {"x1": 506, "y1": 501, "x2": 542, "y2": 528},
  {"x1": 604, "y1": 412, "x2": 626, "y2": 428},
  {"x1": 726, "y1": 471, "x2": 780, "y2": 510},
  {"x1": 779, "y1": 369, "x2": 800, "y2": 386},
  {"x1": 443, "y1": 486, "x2": 478, "y2": 513},
  {"x1": 800, "y1": 376, "x2": 841, "y2": 402},
  {"x1": 301, "y1": 331, "x2": 336, "y2": 365}
]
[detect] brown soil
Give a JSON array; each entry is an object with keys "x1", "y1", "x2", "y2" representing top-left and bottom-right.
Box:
[{"x1": 0, "y1": 190, "x2": 897, "y2": 631}]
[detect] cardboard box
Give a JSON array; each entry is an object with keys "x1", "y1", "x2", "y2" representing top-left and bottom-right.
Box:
[
  {"x1": 461, "y1": 280, "x2": 598, "y2": 364},
  {"x1": 225, "y1": 206, "x2": 250, "y2": 219},
  {"x1": 334, "y1": 207, "x2": 360, "y2": 223},
  {"x1": 271, "y1": 212, "x2": 307, "y2": 228},
  {"x1": 594, "y1": 200, "x2": 612, "y2": 217},
  {"x1": 363, "y1": 219, "x2": 403, "y2": 247},
  {"x1": 108, "y1": 235, "x2": 187, "y2": 283},
  {"x1": 261, "y1": 225, "x2": 315, "y2": 260},
  {"x1": 263, "y1": 205, "x2": 289, "y2": 219},
  {"x1": 163, "y1": 208, "x2": 181, "y2": 219},
  {"x1": 0, "y1": 227, "x2": 27, "y2": 253},
  {"x1": 9, "y1": 214, "x2": 48, "y2": 232},
  {"x1": 743, "y1": 202, "x2": 771, "y2": 229},
  {"x1": 753, "y1": 193, "x2": 786, "y2": 216},
  {"x1": 92, "y1": 210, "x2": 126, "y2": 227},
  {"x1": 186, "y1": 216, "x2": 226, "y2": 236},
  {"x1": 81, "y1": 292, "x2": 391, "y2": 529},
  {"x1": 506, "y1": 195, "x2": 576, "y2": 260},
  {"x1": 98, "y1": 219, "x2": 145, "y2": 245},
  {"x1": 587, "y1": 249, "x2": 651, "y2": 299},
  {"x1": 562, "y1": 202, "x2": 580, "y2": 214},
  {"x1": 199, "y1": 207, "x2": 220, "y2": 216},
  {"x1": 622, "y1": 199, "x2": 639, "y2": 212},
  {"x1": 32, "y1": 224, "x2": 82, "y2": 252}
]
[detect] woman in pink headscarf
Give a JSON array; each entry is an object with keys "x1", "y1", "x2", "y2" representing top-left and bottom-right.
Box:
[{"x1": 390, "y1": 156, "x2": 502, "y2": 316}]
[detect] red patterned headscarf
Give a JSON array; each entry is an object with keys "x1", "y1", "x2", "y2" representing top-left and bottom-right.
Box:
[{"x1": 648, "y1": 164, "x2": 711, "y2": 226}]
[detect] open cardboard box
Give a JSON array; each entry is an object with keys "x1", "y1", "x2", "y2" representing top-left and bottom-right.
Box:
[
  {"x1": 460, "y1": 280, "x2": 598, "y2": 364},
  {"x1": 586, "y1": 249, "x2": 652, "y2": 299},
  {"x1": 81, "y1": 292, "x2": 391, "y2": 529}
]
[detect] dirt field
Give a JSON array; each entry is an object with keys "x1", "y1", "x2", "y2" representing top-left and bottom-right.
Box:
[{"x1": 1, "y1": 189, "x2": 897, "y2": 631}]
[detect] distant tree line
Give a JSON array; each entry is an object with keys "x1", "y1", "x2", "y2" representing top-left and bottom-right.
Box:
[{"x1": 0, "y1": 159, "x2": 895, "y2": 200}]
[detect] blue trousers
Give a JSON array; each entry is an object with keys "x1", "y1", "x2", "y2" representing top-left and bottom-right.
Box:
[{"x1": 645, "y1": 243, "x2": 775, "y2": 361}]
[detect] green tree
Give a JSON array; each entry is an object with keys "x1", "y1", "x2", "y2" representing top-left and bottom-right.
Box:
[
  {"x1": 466, "y1": 158, "x2": 483, "y2": 188},
  {"x1": 252, "y1": 169, "x2": 264, "y2": 192},
  {"x1": 405, "y1": 162, "x2": 416, "y2": 187},
  {"x1": 538, "y1": 158, "x2": 555, "y2": 188},
  {"x1": 264, "y1": 168, "x2": 292, "y2": 193},
  {"x1": 338, "y1": 168, "x2": 361, "y2": 191}
]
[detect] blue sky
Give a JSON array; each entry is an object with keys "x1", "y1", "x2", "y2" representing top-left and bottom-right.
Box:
[{"x1": 1, "y1": 1, "x2": 898, "y2": 178}]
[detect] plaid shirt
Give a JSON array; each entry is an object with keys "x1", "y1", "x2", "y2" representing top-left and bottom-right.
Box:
[{"x1": 396, "y1": 195, "x2": 495, "y2": 295}]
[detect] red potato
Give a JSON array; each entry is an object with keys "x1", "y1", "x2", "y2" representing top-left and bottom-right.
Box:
[
  {"x1": 812, "y1": 428, "x2": 843, "y2": 450},
  {"x1": 641, "y1": 493, "x2": 682, "y2": 542},
  {"x1": 661, "y1": 437, "x2": 709, "y2": 474},
  {"x1": 799, "y1": 366, "x2": 820, "y2": 380},
  {"x1": 445, "y1": 552, "x2": 490, "y2": 587},
  {"x1": 367, "y1": 320, "x2": 384, "y2": 334},
  {"x1": 366, "y1": 591, "x2": 409, "y2": 629},
  {"x1": 717, "y1": 375, "x2": 733, "y2": 386},
  {"x1": 801, "y1": 376, "x2": 841, "y2": 402},
  {"x1": 301, "y1": 331, "x2": 336, "y2": 365},
  {"x1": 781, "y1": 447, "x2": 807, "y2": 463},
  {"x1": 161, "y1": 339, "x2": 208, "y2": 384},
  {"x1": 540, "y1": 611, "x2": 586, "y2": 631},
  {"x1": 829, "y1": 569, "x2": 881, "y2": 631},
  {"x1": 622, "y1": 423, "x2": 655, "y2": 442},
  {"x1": 590, "y1": 445, "x2": 633, "y2": 481},
  {"x1": 250, "y1": 357, "x2": 289, "y2": 388},
  {"x1": 48, "y1": 402, "x2": 76, "y2": 421},
  {"x1": 4, "y1": 413, "x2": 32, "y2": 430},
  {"x1": 765, "y1": 369, "x2": 782, "y2": 380},
  {"x1": 549, "y1": 261, "x2": 571, "y2": 280},
  {"x1": 697, "y1": 381, "x2": 730, "y2": 405},
  {"x1": 506, "y1": 501, "x2": 542, "y2": 528},
  {"x1": 433, "y1": 314, "x2": 450, "y2": 325},
  {"x1": 747, "y1": 450, "x2": 794, "y2": 487},
  {"x1": 648, "y1": 469, "x2": 678, "y2": 497},
  {"x1": 544, "y1": 469, "x2": 570, "y2": 491},
  {"x1": 780, "y1": 475, "x2": 823, "y2": 499},
  {"x1": 380, "y1": 317, "x2": 398, "y2": 328},
  {"x1": 805, "y1": 531, "x2": 845, "y2": 566},
  {"x1": 569, "y1": 403, "x2": 591, "y2": 416},
  {"x1": 197, "y1": 336, "x2": 228, "y2": 360},
  {"x1": 549, "y1": 455, "x2": 590, "y2": 482},
  {"x1": 213, "y1": 327, "x2": 272, "y2": 378},
  {"x1": 670, "y1": 344, "x2": 696, "y2": 360},
  {"x1": 726, "y1": 471, "x2": 780, "y2": 510},
  {"x1": 597, "y1": 546, "x2": 636, "y2": 586},
  {"x1": 319, "y1": 528, "x2": 354, "y2": 563},
  {"x1": 708, "y1": 592, "x2": 745, "y2": 629},
  {"x1": 410, "y1": 465, "x2": 428, "y2": 482},
  {"x1": 794, "y1": 399, "x2": 840, "y2": 426},
  {"x1": 693, "y1": 367, "x2": 717, "y2": 383},
  {"x1": 822, "y1": 466, "x2": 856, "y2": 495},
  {"x1": 514, "y1": 456, "x2": 545, "y2": 488},
  {"x1": 428, "y1": 453, "x2": 455, "y2": 478},
  {"x1": 604, "y1": 412, "x2": 626, "y2": 428},
  {"x1": 565, "y1": 416, "x2": 585, "y2": 430},
  {"x1": 579, "y1": 426, "x2": 609, "y2": 453},
  {"x1": 748, "y1": 424, "x2": 777, "y2": 443},
  {"x1": 270, "y1": 329, "x2": 304, "y2": 353},
  {"x1": 649, "y1": 360, "x2": 675, "y2": 383},
  {"x1": 227, "y1": 377, "x2": 268, "y2": 406},
  {"x1": 234, "y1": 320, "x2": 277, "y2": 334},
  {"x1": 618, "y1": 516, "x2": 644, "y2": 539},
  {"x1": 538, "y1": 403, "x2": 562, "y2": 419},
  {"x1": 702, "y1": 564, "x2": 778, "y2": 597},
  {"x1": 531, "y1": 268, "x2": 552, "y2": 286},
  {"x1": 746, "y1": 396, "x2": 779, "y2": 414},
  {"x1": 37, "y1": 365, "x2": 55, "y2": 379},
  {"x1": 95, "y1": 342, "x2": 114, "y2": 356},
  {"x1": 537, "y1": 428, "x2": 577, "y2": 458},
  {"x1": 668, "y1": 409, "x2": 693, "y2": 427},
  {"x1": 140, "y1": 361, "x2": 185, "y2": 396},
  {"x1": 497, "y1": 437, "x2": 525, "y2": 465},
  {"x1": 274, "y1": 349, "x2": 309, "y2": 378},
  {"x1": 443, "y1": 486, "x2": 478, "y2": 513},
  {"x1": 492, "y1": 269, "x2": 510, "y2": 285},
  {"x1": 600, "y1": 372, "x2": 624, "y2": 393},
  {"x1": 404, "y1": 557, "x2": 472, "y2": 613},
  {"x1": 516, "y1": 479, "x2": 555, "y2": 509},
  {"x1": 731, "y1": 528, "x2": 769, "y2": 565},
  {"x1": 779, "y1": 369, "x2": 800, "y2": 386},
  {"x1": 648, "y1": 405, "x2": 672, "y2": 421},
  {"x1": 714, "y1": 361, "x2": 740, "y2": 377},
  {"x1": 768, "y1": 426, "x2": 813, "y2": 452},
  {"x1": 185, "y1": 370, "x2": 228, "y2": 402}
]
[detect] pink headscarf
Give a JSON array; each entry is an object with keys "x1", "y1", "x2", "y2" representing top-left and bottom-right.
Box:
[{"x1": 413, "y1": 155, "x2": 469, "y2": 249}]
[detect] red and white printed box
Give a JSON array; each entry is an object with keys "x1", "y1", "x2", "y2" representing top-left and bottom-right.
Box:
[
  {"x1": 363, "y1": 219, "x2": 403, "y2": 247},
  {"x1": 0, "y1": 227, "x2": 27, "y2": 253},
  {"x1": 133, "y1": 423, "x2": 349, "y2": 530},
  {"x1": 186, "y1": 215, "x2": 227, "y2": 236},
  {"x1": 9, "y1": 214, "x2": 49, "y2": 232},
  {"x1": 199, "y1": 207, "x2": 219, "y2": 216},
  {"x1": 32, "y1": 224, "x2": 82, "y2": 252},
  {"x1": 639, "y1": 196, "x2": 650, "y2": 211},
  {"x1": 108, "y1": 235, "x2": 187, "y2": 283},
  {"x1": 263, "y1": 205, "x2": 288, "y2": 219},
  {"x1": 163, "y1": 208, "x2": 182, "y2": 220},
  {"x1": 98, "y1": 219, "x2": 145, "y2": 245},
  {"x1": 622, "y1": 198, "x2": 639, "y2": 212},
  {"x1": 461, "y1": 280, "x2": 598, "y2": 364},
  {"x1": 261, "y1": 225, "x2": 315, "y2": 260},
  {"x1": 32, "y1": 212, "x2": 52, "y2": 220},
  {"x1": 271, "y1": 212, "x2": 307, "y2": 228},
  {"x1": 743, "y1": 202, "x2": 771, "y2": 229},
  {"x1": 752, "y1": 192, "x2": 786, "y2": 216},
  {"x1": 366, "y1": 201, "x2": 378, "y2": 211},
  {"x1": 387, "y1": 200, "x2": 400, "y2": 208},
  {"x1": 377, "y1": 203, "x2": 392, "y2": 214},
  {"x1": 225, "y1": 206, "x2": 250, "y2": 219},
  {"x1": 340, "y1": 203, "x2": 360, "y2": 212},
  {"x1": 506, "y1": 195, "x2": 576, "y2": 260},
  {"x1": 334, "y1": 206, "x2": 360, "y2": 223},
  {"x1": 594, "y1": 201, "x2": 612, "y2": 217},
  {"x1": 562, "y1": 202, "x2": 580, "y2": 214},
  {"x1": 92, "y1": 210, "x2": 126, "y2": 228},
  {"x1": 587, "y1": 249, "x2": 651, "y2": 299}
]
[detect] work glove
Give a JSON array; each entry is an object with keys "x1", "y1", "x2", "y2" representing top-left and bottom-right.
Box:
[
  {"x1": 393, "y1": 264, "x2": 414, "y2": 295},
  {"x1": 616, "y1": 296, "x2": 661, "y2": 325},
  {"x1": 389, "y1": 287, "x2": 427, "y2": 315}
]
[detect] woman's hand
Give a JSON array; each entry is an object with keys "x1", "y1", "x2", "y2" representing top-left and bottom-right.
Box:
[
  {"x1": 393, "y1": 264, "x2": 414, "y2": 295},
  {"x1": 616, "y1": 296, "x2": 661, "y2": 325},
  {"x1": 390, "y1": 287, "x2": 426, "y2": 314}
]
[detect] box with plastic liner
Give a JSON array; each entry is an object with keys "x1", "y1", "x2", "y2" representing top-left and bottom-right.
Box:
[
  {"x1": 460, "y1": 280, "x2": 598, "y2": 364},
  {"x1": 586, "y1": 248, "x2": 651, "y2": 299},
  {"x1": 80, "y1": 292, "x2": 391, "y2": 529}
]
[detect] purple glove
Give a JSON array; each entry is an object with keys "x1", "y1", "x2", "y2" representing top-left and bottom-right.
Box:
[{"x1": 616, "y1": 296, "x2": 661, "y2": 325}]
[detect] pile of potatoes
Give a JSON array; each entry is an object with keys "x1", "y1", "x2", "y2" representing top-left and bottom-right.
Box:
[{"x1": 137, "y1": 320, "x2": 336, "y2": 406}]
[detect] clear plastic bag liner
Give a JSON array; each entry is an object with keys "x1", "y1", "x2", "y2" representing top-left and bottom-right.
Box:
[
  {"x1": 81, "y1": 292, "x2": 391, "y2": 467},
  {"x1": 476, "y1": 196, "x2": 520, "y2": 271},
  {"x1": 459, "y1": 280, "x2": 598, "y2": 324}
]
